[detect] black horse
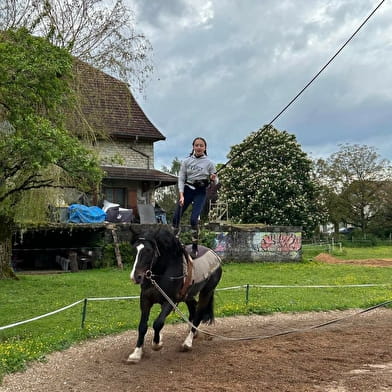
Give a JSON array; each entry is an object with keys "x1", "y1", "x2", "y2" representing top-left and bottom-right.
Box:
[{"x1": 127, "y1": 226, "x2": 222, "y2": 363}]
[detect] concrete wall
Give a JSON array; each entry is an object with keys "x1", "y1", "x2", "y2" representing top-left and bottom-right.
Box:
[
  {"x1": 114, "y1": 223, "x2": 302, "y2": 262},
  {"x1": 12, "y1": 223, "x2": 302, "y2": 271},
  {"x1": 210, "y1": 225, "x2": 302, "y2": 262}
]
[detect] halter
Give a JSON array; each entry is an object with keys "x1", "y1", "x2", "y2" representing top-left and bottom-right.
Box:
[
  {"x1": 137, "y1": 237, "x2": 161, "y2": 257},
  {"x1": 136, "y1": 237, "x2": 185, "y2": 281},
  {"x1": 137, "y1": 237, "x2": 160, "y2": 279}
]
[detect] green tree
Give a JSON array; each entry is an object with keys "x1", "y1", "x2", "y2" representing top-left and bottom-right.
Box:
[
  {"x1": 315, "y1": 144, "x2": 392, "y2": 234},
  {"x1": 0, "y1": 0, "x2": 152, "y2": 91},
  {"x1": 219, "y1": 125, "x2": 325, "y2": 234},
  {"x1": 155, "y1": 158, "x2": 180, "y2": 223},
  {"x1": 367, "y1": 180, "x2": 392, "y2": 238},
  {"x1": 0, "y1": 28, "x2": 102, "y2": 279}
]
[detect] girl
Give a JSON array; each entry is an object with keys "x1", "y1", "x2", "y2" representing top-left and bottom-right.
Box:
[{"x1": 172, "y1": 137, "x2": 218, "y2": 258}]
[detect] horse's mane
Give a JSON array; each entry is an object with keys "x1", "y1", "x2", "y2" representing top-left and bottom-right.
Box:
[{"x1": 140, "y1": 227, "x2": 184, "y2": 258}]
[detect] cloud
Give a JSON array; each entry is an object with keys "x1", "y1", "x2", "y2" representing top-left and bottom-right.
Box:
[{"x1": 128, "y1": 0, "x2": 392, "y2": 169}]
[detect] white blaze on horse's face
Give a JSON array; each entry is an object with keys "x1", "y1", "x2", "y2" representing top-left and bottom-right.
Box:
[{"x1": 130, "y1": 243, "x2": 145, "y2": 283}]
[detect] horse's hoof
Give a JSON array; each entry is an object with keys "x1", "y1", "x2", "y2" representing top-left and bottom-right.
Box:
[
  {"x1": 124, "y1": 357, "x2": 140, "y2": 364},
  {"x1": 125, "y1": 347, "x2": 143, "y2": 363},
  {"x1": 152, "y1": 342, "x2": 163, "y2": 351},
  {"x1": 180, "y1": 344, "x2": 193, "y2": 352},
  {"x1": 124, "y1": 354, "x2": 141, "y2": 364}
]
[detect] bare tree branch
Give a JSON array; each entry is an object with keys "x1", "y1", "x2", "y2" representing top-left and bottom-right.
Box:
[
  {"x1": 0, "y1": 0, "x2": 153, "y2": 92},
  {"x1": 0, "y1": 173, "x2": 54, "y2": 203}
]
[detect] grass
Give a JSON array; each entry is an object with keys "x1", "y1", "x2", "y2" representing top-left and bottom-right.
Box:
[
  {"x1": 1, "y1": 246, "x2": 392, "y2": 381},
  {"x1": 302, "y1": 243, "x2": 392, "y2": 260},
  {"x1": 332, "y1": 245, "x2": 392, "y2": 260}
]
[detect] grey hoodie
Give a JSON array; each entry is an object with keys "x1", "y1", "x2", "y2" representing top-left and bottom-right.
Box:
[{"x1": 178, "y1": 154, "x2": 218, "y2": 192}]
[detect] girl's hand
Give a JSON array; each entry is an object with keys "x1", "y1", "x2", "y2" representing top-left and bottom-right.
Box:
[
  {"x1": 210, "y1": 173, "x2": 217, "y2": 182},
  {"x1": 179, "y1": 194, "x2": 184, "y2": 206}
]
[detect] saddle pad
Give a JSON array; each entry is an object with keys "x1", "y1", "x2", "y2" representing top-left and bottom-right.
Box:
[{"x1": 191, "y1": 249, "x2": 221, "y2": 284}]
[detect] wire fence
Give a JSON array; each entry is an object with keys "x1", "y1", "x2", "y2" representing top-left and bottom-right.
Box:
[
  {"x1": 1, "y1": 283, "x2": 389, "y2": 331},
  {"x1": 302, "y1": 241, "x2": 343, "y2": 254}
]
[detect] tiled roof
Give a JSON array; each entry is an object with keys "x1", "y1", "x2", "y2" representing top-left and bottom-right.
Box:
[
  {"x1": 72, "y1": 60, "x2": 165, "y2": 141},
  {"x1": 102, "y1": 166, "x2": 178, "y2": 186}
]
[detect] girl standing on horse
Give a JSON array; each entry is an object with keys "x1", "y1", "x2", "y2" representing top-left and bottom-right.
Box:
[{"x1": 172, "y1": 137, "x2": 218, "y2": 258}]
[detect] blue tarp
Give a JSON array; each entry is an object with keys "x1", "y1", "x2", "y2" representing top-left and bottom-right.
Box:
[{"x1": 68, "y1": 204, "x2": 106, "y2": 223}]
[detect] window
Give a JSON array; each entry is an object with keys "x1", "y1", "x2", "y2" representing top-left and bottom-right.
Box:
[{"x1": 103, "y1": 188, "x2": 125, "y2": 207}]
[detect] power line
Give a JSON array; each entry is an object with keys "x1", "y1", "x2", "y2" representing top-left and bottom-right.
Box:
[{"x1": 217, "y1": 0, "x2": 387, "y2": 173}]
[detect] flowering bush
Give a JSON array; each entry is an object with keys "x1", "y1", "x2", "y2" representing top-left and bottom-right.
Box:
[{"x1": 219, "y1": 125, "x2": 326, "y2": 234}]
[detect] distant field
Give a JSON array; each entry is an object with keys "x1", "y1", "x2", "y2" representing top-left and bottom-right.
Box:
[{"x1": 302, "y1": 243, "x2": 392, "y2": 260}]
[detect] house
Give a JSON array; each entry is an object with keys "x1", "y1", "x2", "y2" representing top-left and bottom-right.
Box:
[
  {"x1": 70, "y1": 60, "x2": 177, "y2": 220},
  {"x1": 11, "y1": 61, "x2": 178, "y2": 271}
]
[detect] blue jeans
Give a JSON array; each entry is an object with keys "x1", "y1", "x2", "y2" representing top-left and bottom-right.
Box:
[{"x1": 172, "y1": 185, "x2": 207, "y2": 228}]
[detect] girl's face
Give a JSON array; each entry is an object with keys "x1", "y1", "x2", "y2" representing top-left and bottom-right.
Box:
[{"x1": 193, "y1": 139, "x2": 206, "y2": 156}]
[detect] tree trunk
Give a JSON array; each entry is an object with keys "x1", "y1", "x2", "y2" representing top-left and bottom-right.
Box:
[{"x1": 0, "y1": 215, "x2": 17, "y2": 279}]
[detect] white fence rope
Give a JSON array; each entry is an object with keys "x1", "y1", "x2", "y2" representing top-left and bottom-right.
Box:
[
  {"x1": 0, "y1": 300, "x2": 84, "y2": 331},
  {"x1": 0, "y1": 283, "x2": 389, "y2": 331},
  {"x1": 86, "y1": 296, "x2": 139, "y2": 301},
  {"x1": 244, "y1": 284, "x2": 387, "y2": 288}
]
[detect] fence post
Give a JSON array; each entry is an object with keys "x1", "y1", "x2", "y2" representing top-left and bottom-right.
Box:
[
  {"x1": 81, "y1": 298, "x2": 88, "y2": 328},
  {"x1": 245, "y1": 284, "x2": 250, "y2": 305}
]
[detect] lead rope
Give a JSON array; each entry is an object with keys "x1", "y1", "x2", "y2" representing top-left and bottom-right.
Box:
[{"x1": 149, "y1": 277, "x2": 392, "y2": 342}]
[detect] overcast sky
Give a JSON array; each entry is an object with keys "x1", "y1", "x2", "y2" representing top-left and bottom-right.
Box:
[{"x1": 127, "y1": 0, "x2": 392, "y2": 170}]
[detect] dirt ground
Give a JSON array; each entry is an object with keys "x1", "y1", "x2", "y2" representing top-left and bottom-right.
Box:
[
  {"x1": 314, "y1": 252, "x2": 392, "y2": 267},
  {"x1": 1, "y1": 257, "x2": 392, "y2": 392}
]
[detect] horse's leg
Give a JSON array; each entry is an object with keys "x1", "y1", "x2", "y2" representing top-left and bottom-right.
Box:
[
  {"x1": 186, "y1": 297, "x2": 197, "y2": 323},
  {"x1": 126, "y1": 300, "x2": 151, "y2": 363},
  {"x1": 151, "y1": 302, "x2": 173, "y2": 351},
  {"x1": 182, "y1": 265, "x2": 222, "y2": 352},
  {"x1": 181, "y1": 283, "x2": 219, "y2": 352},
  {"x1": 181, "y1": 297, "x2": 200, "y2": 351}
]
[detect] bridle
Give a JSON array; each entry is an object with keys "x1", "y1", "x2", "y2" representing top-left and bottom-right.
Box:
[
  {"x1": 135, "y1": 237, "x2": 161, "y2": 279},
  {"x1": 135, "y1": 237, "x2": 185, "y2": 281}
]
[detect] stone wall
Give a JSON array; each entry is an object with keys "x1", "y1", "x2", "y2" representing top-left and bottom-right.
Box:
[
  {"x1": 12, "y1": 223, "x2": 302, "y2": 271},
  {"x1": 95, "y1": 140, "x2": 153, "y2": 168},
  {"x1": 208, "y1": 224, "x2": 302, "y2": 262},
  {"x1": 113, "y1": 223, "x2": 302, "y2": 262}
]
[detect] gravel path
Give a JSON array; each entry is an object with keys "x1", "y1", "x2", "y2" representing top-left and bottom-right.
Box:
[{"x1": 1, "y1": 308, "x2": 392, "y2": 392}]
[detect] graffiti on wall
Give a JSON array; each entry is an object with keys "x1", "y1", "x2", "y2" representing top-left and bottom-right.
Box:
[
  {"x1": 212, "y1": 230, "x2": 302, "y2": 260},
  {"x1": 259, "y1": 232, "x2": 301, "y2": 253},
  {"x1": 214, "y1": 232, "x2": 229, "y2": 253}
]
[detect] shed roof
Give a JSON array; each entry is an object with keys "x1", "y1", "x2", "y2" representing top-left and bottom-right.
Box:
[{"x1": 102, "y1": 166, "x2": 177, "y2": 187}]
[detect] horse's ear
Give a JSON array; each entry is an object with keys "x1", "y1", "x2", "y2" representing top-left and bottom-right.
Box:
[
  {"x1": 153, "y1": 225, "x2": 169, "y2": 241},
  {"x1": 154, "y1": 225, "x2": 182, "y2": 254},
  {"x1": 129, "y1": 225, "x2": 142, "y2": 244},
  {"x1": 156, "y1": 225, "x2": 170, "y2": 237}
]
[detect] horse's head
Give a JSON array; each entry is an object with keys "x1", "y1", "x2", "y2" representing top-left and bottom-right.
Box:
[
  {"x1": 130, "y1": 236, "x2": 160, "y2": 284},
  {"x1": 130, "y1": 227, "x2": 183, "y2": 284}
]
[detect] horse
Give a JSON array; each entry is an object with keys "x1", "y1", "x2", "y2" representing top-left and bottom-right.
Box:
[{"x1": 127, "y1": 226, "x2": 222, "y2": 363}]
